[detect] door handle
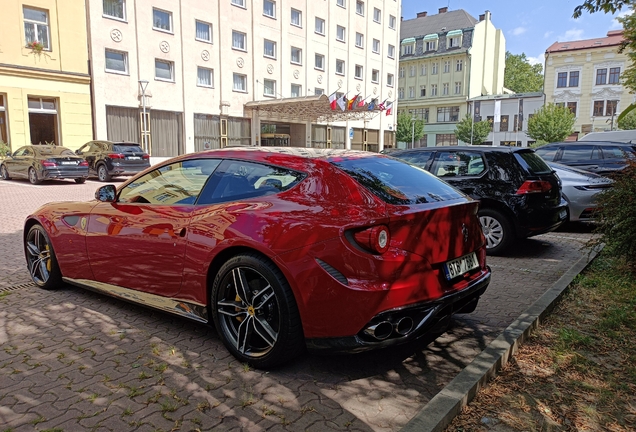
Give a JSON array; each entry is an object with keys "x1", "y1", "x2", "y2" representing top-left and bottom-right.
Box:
[{"x1": 178, "y1": 227, "x2": 187, "y2": 237}]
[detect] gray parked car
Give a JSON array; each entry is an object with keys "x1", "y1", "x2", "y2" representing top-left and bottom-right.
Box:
[{"x1": 548, "y1": 162, "x2": 613, "y2": 222}]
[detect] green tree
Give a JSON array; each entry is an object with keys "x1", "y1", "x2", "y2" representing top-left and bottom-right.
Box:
[
  {"x1": 504, "y1": 52, "x2": 544, "y2": 93},
  {"x1": 618, "y1": 109, "x2": 636, "y2": 130},
  {"x1": 527, "y1": 103, "x2": 576, "y2": 143},
  {"x1": 573, "y1": 0, "x2": 631, "y2": 18},
  {"x1": 395, "y1": 111, "x2": 425, "y2": 145},
  {"x1": 454, "y1": 114, "x2": 492, "y2": 145}
]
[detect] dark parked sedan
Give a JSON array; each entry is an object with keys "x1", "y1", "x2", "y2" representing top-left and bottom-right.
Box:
[
  {"x1": 75, "y1": 140, "x2": 150, "y2": 182},
  {"x1": 535, "y1": 141, "x2": 636, "y2": 175},
  {"x1": 1, "y1": 145, "x2": 89, "y2": 184}
]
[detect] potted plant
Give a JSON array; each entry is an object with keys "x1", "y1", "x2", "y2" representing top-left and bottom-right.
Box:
[{"x1": 26, "y1": 40, "x2": 44, "y2": 54}]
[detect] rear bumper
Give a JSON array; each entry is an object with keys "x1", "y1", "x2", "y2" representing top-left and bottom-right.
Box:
[
  {"x1": 108, "y1": 162, "x2": 150, "y2": 176},
  {"x1": 516, "y1": 198, "x2": 568, "y2": 238},
  {"x1": 306, "y1": 267, "x2": 491, "y2": 353},
  {"x1": 42, "y1": 168, "x2": 89, "y2": 180}
]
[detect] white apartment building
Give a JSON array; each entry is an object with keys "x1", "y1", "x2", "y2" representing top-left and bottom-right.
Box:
[{"x1": 87, "y1": 0, "x2": 401, "y2": 157}]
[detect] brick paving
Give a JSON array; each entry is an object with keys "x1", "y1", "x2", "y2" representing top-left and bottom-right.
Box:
[{"x1": 0, "y1": 177, "x2": 593, "y2": 431}]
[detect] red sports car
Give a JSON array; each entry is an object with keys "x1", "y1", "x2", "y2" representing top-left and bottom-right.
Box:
[{"x1": 24, "y1": 148, "x2": 491, "y2": 368}]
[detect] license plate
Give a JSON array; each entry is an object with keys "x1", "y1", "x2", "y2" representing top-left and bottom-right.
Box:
[
  {"x1": 559, "y1": 209, "x2": 567, "y2": 220},
  {"x1": 60, "y1": 161, "x2": 77, "y2": 165},
  {"x1": 444, "y1": 252, "x2": 480, "y2": 280},
  {"x1": 127, "y1": 156, "x2": 141, "y2": 160}
]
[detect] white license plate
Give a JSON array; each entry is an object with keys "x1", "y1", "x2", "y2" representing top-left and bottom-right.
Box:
[
  {"x1": 60, "y1": 161, "x2": 77, "y2": 165},
  {"x1": 559, "y1": 209, "x2": 567, "y2": 220},
  {"x1": 127, "y1": 156, "x2": 141, "y2": 160},
  {"x1": 444, "y1": 252, "x2": 480, "y2": 280}
]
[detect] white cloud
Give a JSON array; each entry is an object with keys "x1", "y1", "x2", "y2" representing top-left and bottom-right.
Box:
[
  {"x1": 544, "y1": 31, "x2": 554, "y2": 39},
  {"x1": 611, "y1": 9, "x2": 632, "y2": 29},
  {"x1": 527, "y1": 54, "x2": 544, "y2": 66},
  {"x1": 512, "y1": 26, "x2": 527, "y2": 36},
  {"x1": 559, "y1": 29, "x2": 584, "y2": 41}
]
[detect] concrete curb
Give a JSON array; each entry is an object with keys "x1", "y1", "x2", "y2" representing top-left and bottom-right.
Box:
[{"x1": 401, "y1": 245, "x2": 603, "y2": 432}]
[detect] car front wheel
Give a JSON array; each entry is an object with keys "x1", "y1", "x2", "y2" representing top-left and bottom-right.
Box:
[
  {"x1": 211, "y1": 253, "x2": 304, "y2": 368},
  {"x1": 25, "y1": 224, "x2": 62, "y2": 290},
  {"x1": 479, "y1": 208, "x2": 514, "y2": 255},
  {"x1": 0, "y1": 165, "x2": 10, "y2": 180}
]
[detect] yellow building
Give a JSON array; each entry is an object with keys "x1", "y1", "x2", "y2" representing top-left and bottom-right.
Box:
[
  {"x1": 544, "y1": 30, "x2": 629, "y2": 137},
  {"x1": 0, "y1": 0, "x2": 92, "y2": 151}
]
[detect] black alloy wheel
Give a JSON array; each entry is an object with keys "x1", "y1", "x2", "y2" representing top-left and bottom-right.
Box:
[
  {"x1": 97, "y1": 164, "x2": 111, "y2": 182},
  {"x1": 25, "y1": 224, "x2": 62, "y2": 290},
  {"x1": 211, "y1": 253, "x2": 304, "y2": 368},
  {"x1": 28, "y1": 167, "x2": 41, "y2": 185},
  {"x1": 0, "y1": 165, "x2": 10, "y2": 180}
]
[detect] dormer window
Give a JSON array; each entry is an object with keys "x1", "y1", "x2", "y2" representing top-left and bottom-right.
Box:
[
  {"x1": 447, "y1": 29, "x2": 463, "y2": 48},
  {"x1": 401, "y1": 37, "x2": 415, "y2": 56},
  {"x1": 423, "y1": 33, "x2": 438, "y2": 51}
]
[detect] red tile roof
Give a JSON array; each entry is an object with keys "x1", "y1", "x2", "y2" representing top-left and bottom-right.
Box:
[{"x1": 546, "y1": 30, "x2": 625, "y2": 53}]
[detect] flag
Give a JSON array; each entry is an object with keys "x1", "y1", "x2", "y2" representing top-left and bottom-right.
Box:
[
  {"x1": 328, "y1": 92, "x2": 338, "y2": 110},
  {"x1": 385, "y1": 101, "x2": 393, "y2": 116},
  {"x1": 348, "y1": 94, "x2": 359, "y2": 110},
  {"x1": 367, "y1": 99, "x2": 376, "y2": 111},
  {"x1": 337, "y1": 94, "x2": 347, "y2": 111},
  {"x1": 357, "y1": 95, "x2": 367, "y2": 108},
  {"x1": 377, "y1": 99, "x2": 387, "y2": 111}
]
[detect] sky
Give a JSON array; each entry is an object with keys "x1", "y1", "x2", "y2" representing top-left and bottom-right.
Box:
[{"x1": 400, "y1": 0, "x2": 629, "y2": 67}]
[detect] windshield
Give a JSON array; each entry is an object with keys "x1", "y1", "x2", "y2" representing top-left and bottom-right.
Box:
[{"x1": 331, "y1": 156, "x2": 464, "y2": 205}]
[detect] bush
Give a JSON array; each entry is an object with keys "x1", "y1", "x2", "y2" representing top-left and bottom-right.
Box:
[
  {"x1": 0, "y1": 140, "x2": 10, "y2": 157},
  {"x1": 592, "y1": 161, "x2": 636, "y2": 269}
]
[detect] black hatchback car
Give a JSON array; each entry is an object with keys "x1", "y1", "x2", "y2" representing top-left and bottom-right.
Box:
[
  {"x1": 535, "y1": 141, "x2": 636, "y2": 175},
  {"x1": 75, "y1": 140, "x2": 150, "y2": 182},
  {"x1": 390, "y1": 146, "x2": 568, "y2": 254},
  {"x1": 1, "y1": 145, "x2": 89, "y2": 184}
]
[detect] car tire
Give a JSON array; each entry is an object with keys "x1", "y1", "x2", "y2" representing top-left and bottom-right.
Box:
[
  {"x1": 25, "y1": 224, "x2": 62, "y2": 290},
  {"x1": 478, "y1": 208, "x2": 514, "y2": 255},
  {"x1": 0, "y1": 165, "x2": 10, "y2": 180},
  {"x1": 28, "y1": 167, "x2": 42, "y2": 185},
  {"x1": 211, "y1": 253, "x2": 304, "y2": 369},
  {"x1": 74, "y1": 178, "x2": 86, "y2": 184},
  {"x1": 97, "y1": 164, "x2": 112, "y2": 182}
]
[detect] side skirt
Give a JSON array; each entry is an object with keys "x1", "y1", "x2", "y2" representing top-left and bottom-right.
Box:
[{"x1": 62, "y1": 277, "x2": 208, "y2": 323}]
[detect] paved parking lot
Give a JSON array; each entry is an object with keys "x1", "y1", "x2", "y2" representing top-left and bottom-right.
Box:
[{"x1": 0, "y1": 177, "x2": 594, "y2": 431}]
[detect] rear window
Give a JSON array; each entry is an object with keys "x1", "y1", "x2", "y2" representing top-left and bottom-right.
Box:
[
  {"x1": 514, "y1": 151, "x2": 552, "y2": 175},
  {"x1": 114, "y1": 144, "x2": 144, "y2": 153},
  {"x1": 37, "y1": 146, "x2": 76, "y2": 157},
  {"x1": 331, "y1": 156, "x2": 464, "y2": 205}
]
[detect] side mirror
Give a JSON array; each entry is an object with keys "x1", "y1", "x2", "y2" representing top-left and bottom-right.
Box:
[
  {"x1": 95, "y1": 184, "x2": 116, "y2": 202},
  {"x1": 76, "y1": 150, "x2": 82, "y2": 155}
]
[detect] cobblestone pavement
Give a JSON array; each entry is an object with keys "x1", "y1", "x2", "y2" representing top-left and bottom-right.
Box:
[{"x1": 0, "y1": 177, "x2": 593, "y2": 431}]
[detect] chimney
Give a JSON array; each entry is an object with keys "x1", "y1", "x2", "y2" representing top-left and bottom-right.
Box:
[
  {"x1": 439, "y1": 7, "x2": 448, "y2": 13},
  {"x1": 416, "y1": 11, "x2": 427, "y2": 18},
  {"x1": 479, "y1": 14, "x2": 485, "y2": 21}
]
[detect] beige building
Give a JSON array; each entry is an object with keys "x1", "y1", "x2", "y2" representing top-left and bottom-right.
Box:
[
  {"x1": 87, "y1": 0, "x2": 400, "y2": 157},
  {"x1": 0, "y1": 0, "x2": 92, "y2": 151},
  {"x1": 544, "y1": 30, "x2": 629, "y2": 137},
  {"x1": 396, "y1": 7, "x2": 505, "y2": 147}
]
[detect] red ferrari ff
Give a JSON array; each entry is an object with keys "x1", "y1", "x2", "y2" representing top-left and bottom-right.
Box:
[{"x1": 24, "y1": 148, "x2": 491, "y2": 368}]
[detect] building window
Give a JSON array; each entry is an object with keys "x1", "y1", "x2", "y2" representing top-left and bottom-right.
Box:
[
  {"x1": 442, "y1": 83, "x2": 449, "y2": 95},
  {"x1": 195, "y1": 21, "x2": 212, "y2": 43},
  {"x1": 233, "y1": 73, "x2": 247, "y2": 92},
  {"x1": 454, "y1": 82, "x2": 461, "y2": 94},
  {"x1": 448, "y1": 35, "x2": 462, "y2": 48},
  {"x1": 557, "y1": 72, "x2": 567, "y2": 88},
  {"x1": 27, "y1": 97, "x2": 58, "y2": 145},
  {"x1": 387, "y1": 73, "x2": 394, "y2": 87},
  {"x1": 264, "y1": 39, "x2": 276, "y2": 58},
  {"x1": 0, "y1": 95, "x2": 7, "y2": 145},
  {"x1": 409, "y1": 86, "x2": 415, "y2": 98},
  {"x1": 291, "y1": 46, "x2": 302, "y2": 64},
  {"x1": 371, "y1": 69, "x2": 379, "y2": 83},
  {"x1": 398, "y1": 88, "x2": 404, "y2": 99},
  {"x1": 456, "y1": 59, "x2": 463, "y2": 71},
  {"x1": 314, "y1": 88, "x2": 324, "y2": 95},
  {"x1": 389, "y1": 15, "x2": 396, "y2": 29},
  {"x1": 337, "y1": 25, "x2": 346, "y2": 42},
  {"x1": 291, "y1": 84, "x2": 302, "y2": 97},
  {"x1": 355, "y1": 64, "x2": 363, "y2": 79},
  {"x1": 372, "y1": 39, "x2": 380, "y2": 53},
  {"x1": 105, "y1": 49, "x2": 128, "y2": 74},
  {"x1": 197, "y1": 67, "x2": 213, "y2": 87},
  {"x1": 569, "y1": 71, "x2": 579, "y2": 87},
  {"x1": 436, "y1": 134, "x2": 458, "y2": 146},
  {"x1": 432, "y1": 62, "x2": 438, "y2": 74},
  {"x1": 425, "y1": 40, "x2": 438, "y2": 51},
  {"x1": 355, "y1": 32, "x2": 364, "y2": 48},
  {"x1": 420, "y1": 86, "x2": 426, "y2": 97},
  {"x1": 356, "y1": 1, "x2": 364, "y2": 15},
  {"x1": 431, "y1": 84, "x2": 437, "y2": 96},
  {"x1": 567, "y1": 101, "x2": 577, "y2": 115},
  {"x1": 231, "y1": 0, "x2": 246, "y2": 7},
  {"x1": 421, "y1": 64, "x2": 427, "y2": 75},
  {"x1": 337, "y1": 0, "x2": 346, "y2": 8},
  {"x1": 410, "y1": 66, "x2": 416, "y2": 77},
  {"x1": 152, "y1": 8, "x2": 172, "y2": 32},
  {"x1": 103, "y1": 0, "x2": 125, "y2": 20},
  {"x1": 315, "y1": 17, "x2": 325, "y2": 35},
  {"x1": 500, "y1": 115, "x2": 509, "y2": 131},
  {"x1": 596, "y1": 68, "x2": 607, "y2": 85},
  {"x1": 388, "y1": 44, "x2": 395, "y2": 58},
  {"x1": 336, "y1": 59, "x2": 345, "y2": 75},
  {"x1": 486, "y1": 116, "x2": 494, "y2": 131},
  {"x1": 399, "y1": 67, "x2": 404, "y2": 78},
  {"x1": 606, "y1": 100, "x2": 618, "y2": 116},
  {"x1": 609, "y1": 67, "x2": 621, "y2": 84},
  {"x1": 155, "y1": 59, "x2": 174, "y2": 81},
  {"x1": 263, "y1": 0, "x2": 276, "y2": 18},
  {"x1": 263, "y1": 79, "x2": 276, "y2": 97},
  {"x1": 403, "y1": 44, "x2": 413, "y2": 55},
  {"x1": 437, "y1": 106, "x2": 460, "y2": 122},
  {"x1": 23, "y1": 7, "x2": 50, "y2": 50},
  {"x1": 373, "y1": 7, "x2": 381, "y2": 23},
  {"x1": 315, "y1": 53, "x2": 325, "y2": 70},
  {"x1": 232, "y1": 31, "x2": 247, "y2": 50},
  {"x1": 593, "y1": 100, "x2": 604, "y2": 116},
  {"x1": 291, "y1": 8, "x2": 302, "y2": 27},
  {"x1": 444, "y1": 61, "x2": 450, "y2": 73}
]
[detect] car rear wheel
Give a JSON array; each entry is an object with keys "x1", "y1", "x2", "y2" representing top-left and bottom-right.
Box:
[
  {"x1": 97, "y1": 164, "x2": 111, "y2": 182},
  {"x1": 479, "y1": 208, "x2": 514, "y2": 255},
  {"x1": 25, "y1": 224, "x2": 62, "y2": 290},
  {"x1": 211, "y1": 253, "x2": 304, "y2": 368},
  {"x1": 28, "y1": 167, "x2": 41, "y2": 185},
  {"x1": 74, "y1": 178, "x2": 86, "y2": 184},
  {"x1": 0, "y1": 165, "x2": 10, "y2": 180}
]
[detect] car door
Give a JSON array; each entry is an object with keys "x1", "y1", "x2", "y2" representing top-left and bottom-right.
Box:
[
  {"x1": 4, "y1": 147, "x2": 27, "y2": 178},
  {"x1": 428, "y1": 150, "x2": 487, "y2": 197},
  {"x1": 77, "y1": 142, "x2": 98, "y2": 175},
  {"x1": 85, "y1": 158, "x2": 221, "y2": 296},
  {"x1": 557, "y1": 145, "x2": 597, "y2": 172}
]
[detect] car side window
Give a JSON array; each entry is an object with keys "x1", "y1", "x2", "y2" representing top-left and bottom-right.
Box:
[
  {"x1": 12, "y1": 147, "x2": 27, "y2": 157},
  {"x1": 430, "y1": 151, "x2": 485, "y2": 177},
  {"x1": 560, "y1": 146, "x2": 593, "y2": 162},
  {"x1": 118, "y1": 159, "x2": 221, "y2": 205},
  {"x1": 601, "y1": 146, "x2": 627, "y2": 158},
  {"x1": 395, "y1": 151, "x2": 433, "y2": 170},
  {"x1": 198, "y1": 160, "x2": 305, "y2": 205},
  {"x1": 535, "y1": 147, "x2": 557, "y2": 161}
]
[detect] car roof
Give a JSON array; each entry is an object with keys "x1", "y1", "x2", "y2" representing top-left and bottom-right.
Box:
[
  {"x1": 392, "y1": 145, "x2": 531, "y2": 153},
  {"x1": 541, "y1": 141, "x2": 633, "y2": 147}
]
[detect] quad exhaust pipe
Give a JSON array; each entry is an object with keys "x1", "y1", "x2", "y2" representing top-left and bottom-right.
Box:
[{"x1": 364, "y1": 316, "x2": 414, "y2": 340}]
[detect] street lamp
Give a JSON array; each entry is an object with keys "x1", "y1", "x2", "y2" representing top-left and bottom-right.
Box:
[
  {"x1": 139, "y1": 80, "x2": 149, "y2": 154},
  {"x1": 411, "y1": 116, "x2": 416, "y2": 148}
]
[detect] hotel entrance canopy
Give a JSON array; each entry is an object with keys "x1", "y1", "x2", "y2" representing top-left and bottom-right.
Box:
[{"x1": 244, "y1": 94, "x2": 384, "y2": 123}]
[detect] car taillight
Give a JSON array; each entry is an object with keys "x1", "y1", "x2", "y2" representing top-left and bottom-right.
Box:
[
  {"x1": 142, "y1": 154, "x2": 150, "y2": 160},
  {"x1": 109, "y1": 153, "x2": 125, "y2": 159},
  {"x1": 516, "y1": 180, "x2": 552, "y2": 195},
  {"x1": 352, "y1": 225, "x2": 390, "y2": 254},
  {"x1": 79, "y1": 160, "x2": 89, "y2": 166},
  {"x1": 42, "y1": 160, "x2": 57, "y2": 167}
]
